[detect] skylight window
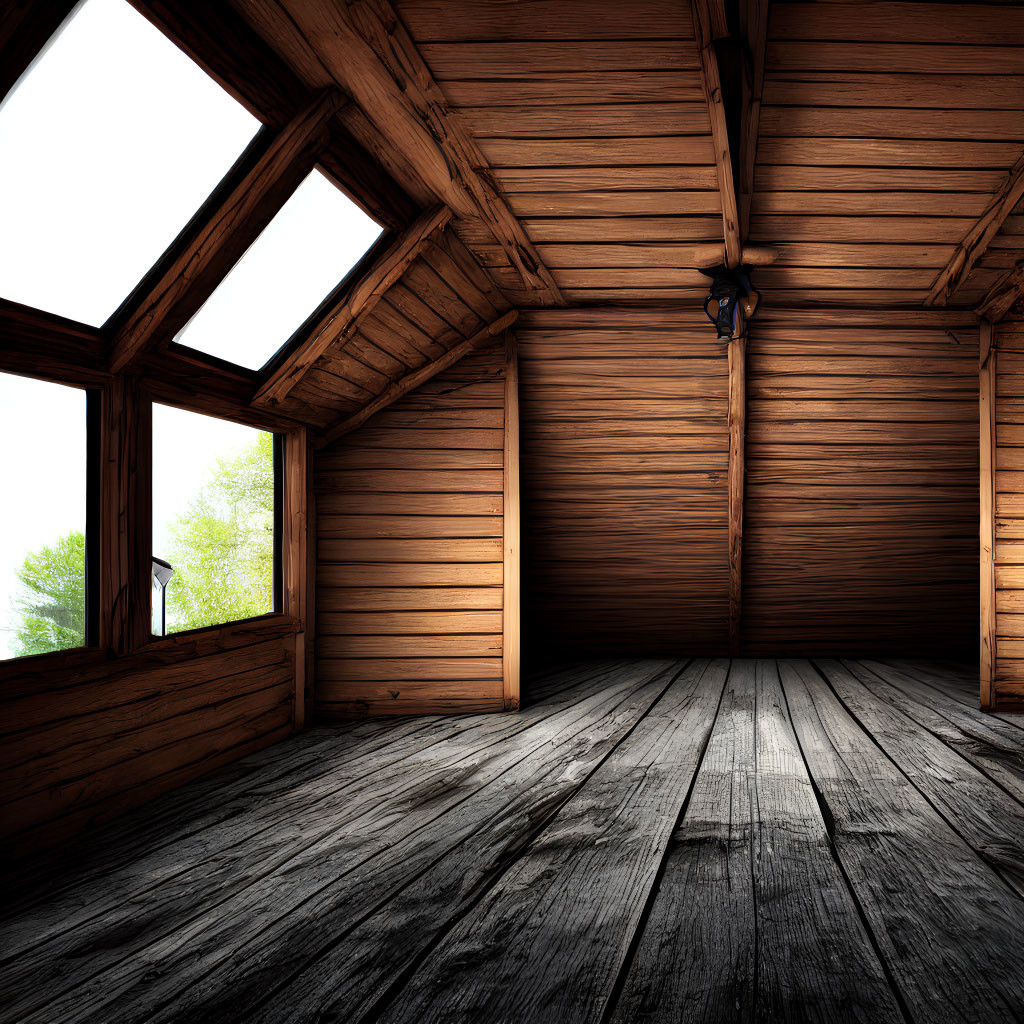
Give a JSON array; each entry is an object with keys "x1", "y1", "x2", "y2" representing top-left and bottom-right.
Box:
[
  {"x1": 173, "y1": 169, "x2": 385, "y2": 371},
  {"x1": 0, "y1": 0, "x2": 261, "y2": 327}
]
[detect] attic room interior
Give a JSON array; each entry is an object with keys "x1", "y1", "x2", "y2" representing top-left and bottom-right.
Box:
[{"x1": 2, "y1": 0, "x2": 1024, "y2": 1020}]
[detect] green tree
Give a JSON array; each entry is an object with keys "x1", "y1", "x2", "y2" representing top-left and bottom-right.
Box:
[
  {"x1": 161, "y1": 430, "x2": 275, "y2": 632},
  {"x1": 12, "y1": 530, "x2": 86, "y2": 657}
]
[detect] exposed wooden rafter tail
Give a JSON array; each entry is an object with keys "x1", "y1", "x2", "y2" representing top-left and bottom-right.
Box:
[
  {"x1": 927, "y1": 150, "x2": 1024, "y2": 306},
  {"x1": 253, "y1": 203, "x2": 453, "y2": 406},
  {"x1": 977, "y1": 260, "x2": 1024, "y2": 324},
  {"x1": 691, "y1": 0, "x2": 742, "y2": 268},
  {"x1": 315, "y1": 309, "x2": 517, "y2": 449},
  {"x1": 109, "y1": 88, "x2": 345, "y2": 374}
]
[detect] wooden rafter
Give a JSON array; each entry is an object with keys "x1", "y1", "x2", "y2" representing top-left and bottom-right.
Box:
[
  {"x1": 927, "y1": 150, "x2": 1024, "y2": 306},
  {"x1": 691, "y1": 0, "x2": 741, "y2": 268},
  {"x1": 738, "y1": 0, "x2": 769, "y2": 242},
  {"x1": 253, "y1": 203, "x2": 453, "y2": 406},
  {"x1": 977, "y1": 260, "x2": 1024, "y2": 324},
  {"x1": 108, "y1": 88, "x2": 344, "y2": 374},
  {"x1": 240, "y1": 0, "x2": 564, "y2": 305},
  {"x1": 315, "y1": 309, "x2": 518, "y2": 449}
]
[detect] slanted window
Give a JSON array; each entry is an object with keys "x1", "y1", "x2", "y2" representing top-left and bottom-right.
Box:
[
  {"x1": 152, "y1": 404, "x2": 279, "y2": 635},
  {"x1": 0, "y1": 0, "x2": 260, "y2": 326},
  {"x1": 1, "y1": 373, "x2": 95, "y2": 660},
  {"x1": 173, "y1": 168, "x2": 384, "y2": 370}
]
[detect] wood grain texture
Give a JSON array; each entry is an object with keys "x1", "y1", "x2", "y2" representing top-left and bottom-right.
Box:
[
  {"x1": 315, "y1": 347, "x2": 512, "y2": 717},
  {"x1": 982, "y1": 325, "x2": 997, "y2": 709},
  {"x1": 502, "y1": 332, "x2": 521, "y2": 711},
  {"x1": 744, "y1": 315, "x2": 979, "y2": 657},
  {"x1": 517, "y1": 309, "x2": 730, "y2": 656}
]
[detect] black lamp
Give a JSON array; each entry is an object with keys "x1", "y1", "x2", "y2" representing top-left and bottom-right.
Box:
[{"x1": 701, "y1": 265, "x2": 760, "y2": 340}]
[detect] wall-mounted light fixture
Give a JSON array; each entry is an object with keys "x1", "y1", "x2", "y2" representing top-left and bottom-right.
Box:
[{"x1": 701, "y1": 265, "x2": 761, "y2": 340}]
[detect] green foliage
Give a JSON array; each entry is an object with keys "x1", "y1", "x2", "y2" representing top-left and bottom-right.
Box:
[
  {"x1": 162, "y1": 430, "x2": 275, "y2": 633},
  {"x1": 12, "y1": 530, "x2": 86, "y2": 657}
]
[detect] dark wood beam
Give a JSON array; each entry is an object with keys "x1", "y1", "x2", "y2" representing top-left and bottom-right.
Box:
[
  {"x1": 239, "y1": 0, "x2": 564, "y2": 305},
  {"x1": 691, "y1": 0, "x2": 742, "y2": 268},
  {"x1": 108, "y1": 88, "x2": 344, "y2": 375},
  {"x1": 927, "y1": 150, "x2": 1024, "y2": 306},
  {"x1": 315, "y1": 309, "x2": 517, "y2": 449},
  {"x1": 0, "y1": 0, "x2": 77, "y2": 104},
  {"x1": 977, "y1": 260, "x2": 1024, "y2": 324},
  {"x1": 0, "y1": 299, "x2": 109, "y2": 387},
  {"x1": 253, "y1": 203, "x2": 452, "y2": 407}
]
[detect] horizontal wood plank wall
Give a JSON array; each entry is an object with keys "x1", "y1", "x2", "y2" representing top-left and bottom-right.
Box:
[
  {"x1": 314, "y1": 346, "x2": 508, "y2": 716},
  {"x1": 0, "y1": 621, "x2": 296, "y2": 862},
  {"x1": 744, "y1": 314, "x2": 979, "y2": 656},
  {"x1": 517, "y1": 309, "x2": 730, "y2": 656},
  {"x1": 993, "y1": 320, "x2": 1024, "y2": 707}
]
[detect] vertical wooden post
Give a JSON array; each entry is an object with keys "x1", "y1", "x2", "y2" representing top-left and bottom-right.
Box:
[
  {"x1": 283, "y1": 427, "x2": 314, "y2": 728},
  {"x1": 503, "y1": 332, "x2": 521, "y2": 711},
  {"x1": 102, "y1": 375, "x2": 151, "y2": 655},
  {"x1": 728, "y1": 331, "x2": 746, "y2": 656},
  {"x1": 980, "y1": 320, "x2": 997, "y2": 710}
]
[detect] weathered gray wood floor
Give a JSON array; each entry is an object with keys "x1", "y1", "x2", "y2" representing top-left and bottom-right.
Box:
[{"x1": 3, "y1": 658, "x2": 1024, "y2": 1023}]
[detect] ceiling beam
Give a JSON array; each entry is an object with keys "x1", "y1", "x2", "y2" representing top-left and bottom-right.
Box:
[
  {"x1": 315, "y1": 309, "x2": 517, "y2": 450},
  {"x1": 0, "y1": 0, "x2": 77, "y2": 105},
  {"x1": 253, "y1": 203, "x2": 453, "y2": 407},
  {"x1": 977, "y1": 260, "x2": 1024, "y2": 323},
  {"x1": 926, "y1": 150, "x2": 1024, "y2": 306},
  {"x1": 240, "y1": 0, "x2": 564, "y2": 305},
  {"x1": 738, "y1": 0, "x2": 769, "y2": 242},
  {"x1": 108, "y1": 88, "x2": 343, "y2": 374},
  {"x1": 691, "y1": 0, "x2": 742, "y2": 268}
]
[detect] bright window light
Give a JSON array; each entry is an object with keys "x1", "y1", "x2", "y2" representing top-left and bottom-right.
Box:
[
  {"x1": 152, "y1": 404, "x2": 276, "y2": 635},
  {"x1": 173, "y1": 169, "x2": 384, "y2": 370},
  {"x1": 0, "y1": 373, "x2": 87, "y2": 660},
  {"x1": 0, "y1": 0, "x2": 261, "y2": 326}
]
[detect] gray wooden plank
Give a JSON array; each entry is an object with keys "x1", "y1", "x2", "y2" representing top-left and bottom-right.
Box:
[
  {"x1": 856, "y1": 658, "x2": 1024, "y2": 805},
  {"x1": 821, "y1": 659, "x2": 1024, "y2": 896},
  {"x1": 881, "y1": 658, "x2": 1024, "y2": 731},
  {"x1": 147, "y1": 662, "x2": 687, "y2": 1024},
  {"x1": 15, "y1": 661, "x2": 682, "y2": 1024},
  {"x1": 780, "y1": 659, "x2": 1024, "y2": 1023},
  {"x1": 611, "y1": 660, "x2": 901, "y2": 1024},
  {"x1": 372, "y1": 658, "x2": 728, "y2": 1024},
  {"x1": 1, "y1": 665, "x2": 634, "y2": 1020}
]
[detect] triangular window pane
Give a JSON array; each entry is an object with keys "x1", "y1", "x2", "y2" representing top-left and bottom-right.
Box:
[
  {"x1": 173, "y1": 169, "x2": 384, "y2": 371},
  {"x1": 0, "y1": 0, "x2": 260, "y2": 327}
]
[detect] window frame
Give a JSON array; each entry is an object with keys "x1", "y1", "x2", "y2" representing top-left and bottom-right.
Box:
[{"x1": 167, "y1": 162, "x2": 393, "y2": 377}]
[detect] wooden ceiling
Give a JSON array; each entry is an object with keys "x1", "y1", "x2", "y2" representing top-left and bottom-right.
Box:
[{"x1": 7, "y1": 0, "x2": 1024, "y2": 441}]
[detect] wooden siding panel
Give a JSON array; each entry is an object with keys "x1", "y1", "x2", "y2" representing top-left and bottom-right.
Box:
[
  {"x1": 315, "y1": 347, "x2": 510, "y2": 717},
  {"x1": 744, "y1": 318, "x2": 979, "y2": 657},
  {"x1": 517, "y1": 312, "x2": 730, "y2": 655}
]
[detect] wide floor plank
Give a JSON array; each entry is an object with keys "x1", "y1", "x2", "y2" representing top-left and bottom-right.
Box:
[{"x1": 2, "y1": 658, "x2": 1023, "y2": 1024}]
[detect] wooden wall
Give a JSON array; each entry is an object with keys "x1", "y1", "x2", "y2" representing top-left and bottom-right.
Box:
[
  {"x1": 0, "y1": 621, "x2": 296, "y2": 863},
  {"x1": 314, "y1": 342, "x2": 516, "y2": 716},
  {"x1": 990, "y1": 319, "x2": 1024, "y2": 707},
  {"x1": 743, "y1": 313, "x2": 979, "y2": 657},
  {"x1": 517, "y1": 309, "x2": 730, "y2": 656}
]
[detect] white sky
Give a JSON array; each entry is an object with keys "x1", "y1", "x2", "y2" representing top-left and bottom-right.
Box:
[
  {"x1": 175, "y1": 169, "x2": 384, "y2": 370},
  {"x1": 0, "y1": 0, "x2": 260, "y2": 326}
]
